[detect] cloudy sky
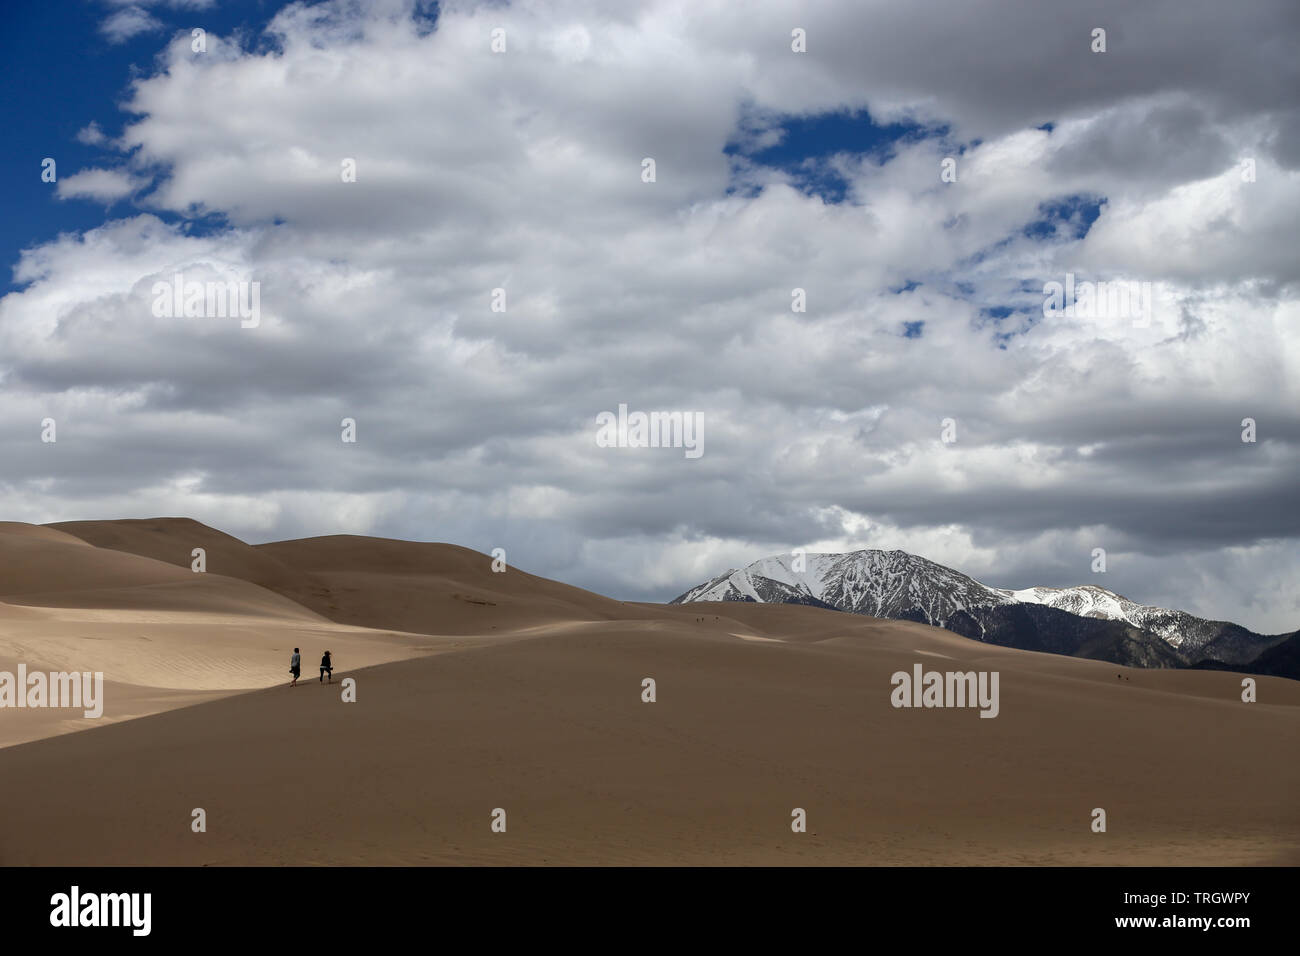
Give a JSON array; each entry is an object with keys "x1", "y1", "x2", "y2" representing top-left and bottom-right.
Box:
[{"x1": 3, "y1": 0, "x2": 1298, "y2": 632}]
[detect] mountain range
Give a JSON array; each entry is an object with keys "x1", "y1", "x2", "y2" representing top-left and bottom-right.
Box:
[{"x1": 672, "y1": 550, "x2": 1298, "y2": 676}]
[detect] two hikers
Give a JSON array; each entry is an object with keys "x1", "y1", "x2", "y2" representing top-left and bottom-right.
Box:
[{"x1": 288, "y1": 647, "x2": 334, "y2": 686}]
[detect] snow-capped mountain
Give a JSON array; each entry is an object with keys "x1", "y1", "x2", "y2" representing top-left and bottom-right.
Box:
[
  {"x1": 676, "y1": 550, "x2": 1011, "y2": 622},
  {"x1": 672, "y1": 550, "x2": 1291, "y2": 671},
  {"x1": 989, "y1": 584, "x2": 1268, "y2": 659}
]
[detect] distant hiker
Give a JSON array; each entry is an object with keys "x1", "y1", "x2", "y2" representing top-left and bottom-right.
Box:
[
  {"x1": 290, "y1": 647, "x2": 301, "y2": 686},
  {"x1": 320, "y1": 650, "x2": 333, "y2": 683}
]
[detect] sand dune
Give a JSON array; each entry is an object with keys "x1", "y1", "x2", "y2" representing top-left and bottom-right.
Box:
[
  {"x1": 2, "y1": 522, "x2": 316, "y2": 620},
  {"x1": 0, "y1": 522, "x2": 453, "y2": 746},
  {"x1": 0, "y1": 612, "x2": 1295, "y2": 866},
  {"x1": 51, "y1": 518, "x2": 319, "y2": 600},
  {"x1": 0, "y1": 522, "x2": 94, "y2": 546},
  {"x1": 0, "y1": 519, "x2": 1295, "y2": 865},
  {"x1": 53, "y1": 518, "x2": 635, "y2": 634}
]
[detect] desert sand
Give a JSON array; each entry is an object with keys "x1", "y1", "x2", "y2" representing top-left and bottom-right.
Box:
[{"x1": 0, "y1": 518, "x2": 1295, "y2": 865}]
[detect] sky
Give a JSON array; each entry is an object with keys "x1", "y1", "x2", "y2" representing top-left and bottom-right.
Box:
[{"x1": 2, "y1": 0, "x2": 1298, "y2": 632}]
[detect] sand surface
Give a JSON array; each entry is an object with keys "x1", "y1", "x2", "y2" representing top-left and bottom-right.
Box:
[{"x1": 0, "y1": 518, "x2": 1295, "y2": 865}]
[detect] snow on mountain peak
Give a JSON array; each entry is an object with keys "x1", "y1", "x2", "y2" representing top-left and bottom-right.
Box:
[{"x1": 671, "y1": 548, "x2": 1282, "y2": 663}]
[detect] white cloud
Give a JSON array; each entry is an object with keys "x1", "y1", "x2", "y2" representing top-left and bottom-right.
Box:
[
  {"x1": 54, "y1": 168, "x2": 145, "y2": 203},
  {"x1": 4, "y1": 0, "x2": 1298, "y2": 632},
  {"x1": 76, "y1": 122, "x2": 110, "y2": 147},
  {"x1": 100, "y1": 6, "x2": 164, "y2": 44}
]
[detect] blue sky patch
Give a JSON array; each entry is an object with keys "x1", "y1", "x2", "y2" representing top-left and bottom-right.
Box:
[
  {"x1": 0, "y1": 0, "x2": 291, "y2": 296},
  {"x1": 726, "y1": 107, "x2": 947, "y2": 203},
  {"x1": 1022, "y1": 194, "x2": 1106, "y2": 241}
]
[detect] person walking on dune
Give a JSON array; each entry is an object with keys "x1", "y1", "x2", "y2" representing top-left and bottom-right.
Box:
[
  {"x1": 320, "y1": 649, "x2": 333, "y2": 683},
  {"x1": 289, "y1": 647, "x2": 301, "y2": 686}
]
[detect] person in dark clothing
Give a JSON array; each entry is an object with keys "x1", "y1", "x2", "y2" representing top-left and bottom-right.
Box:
[{"x1": 320, "y1": 650, "x2": 333, "y2": 683}]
